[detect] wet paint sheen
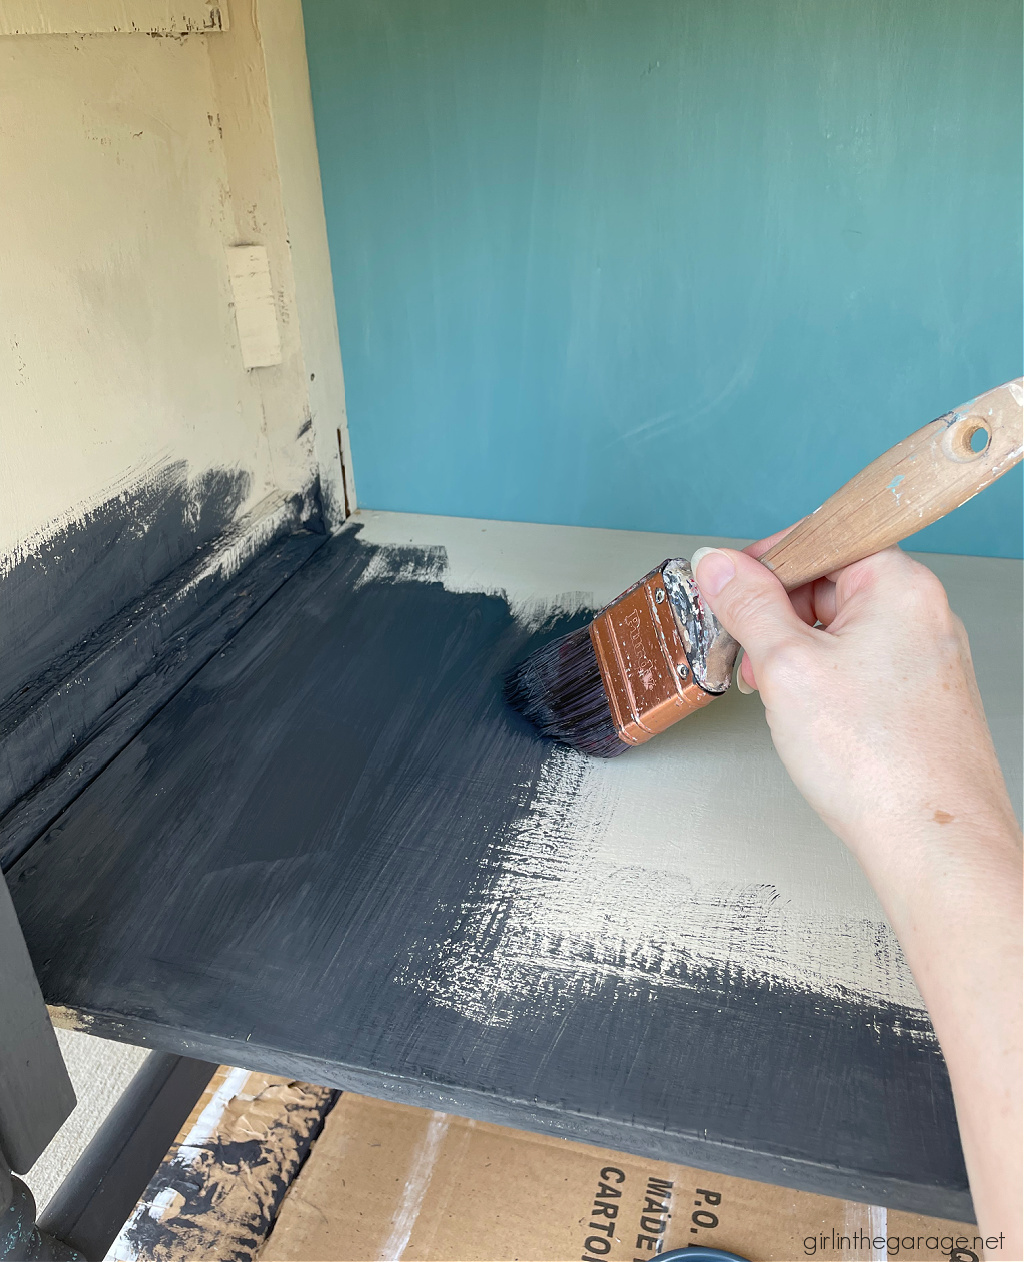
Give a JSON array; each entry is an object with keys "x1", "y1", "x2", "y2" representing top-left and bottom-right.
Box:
[{"x1": 10, "y1": 527, "x2": 970, "y2": 1216}]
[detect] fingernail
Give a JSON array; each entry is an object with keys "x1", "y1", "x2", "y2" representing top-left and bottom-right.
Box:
[
  {"x1": 691, "y1": 547, "x2": 735, "y2": 598},
  {"x1": 736, "y1": 649, "x2": 755, "y2": 694}
]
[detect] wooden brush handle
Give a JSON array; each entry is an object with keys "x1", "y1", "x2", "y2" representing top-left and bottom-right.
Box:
[{"x1": 759, "y1": 379, "x2": 1024, "y2": 591}]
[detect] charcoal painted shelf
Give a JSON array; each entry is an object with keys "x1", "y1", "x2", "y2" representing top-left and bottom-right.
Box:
[{"x1": 8, "y1": 512, "x2": 1022, "y2": 1220}]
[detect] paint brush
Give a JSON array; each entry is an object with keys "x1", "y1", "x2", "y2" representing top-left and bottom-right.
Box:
[{"x1": 506, "y1": 379, "x2": 1023, "y2": 757}]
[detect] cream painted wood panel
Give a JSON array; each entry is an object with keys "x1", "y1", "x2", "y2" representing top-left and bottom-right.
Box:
[
  {"x1": 0, "y1": 0, "x2": 226, "y2": 35},
  {"x1": 226, "y1": 245, "x2": 283, "y2": 369},
  {"x1": 0, "y1": 12, "x2": 323, "y2": 557},
  {"x1": 253, "y1": 0, "x2": 354, "y2": 526}
]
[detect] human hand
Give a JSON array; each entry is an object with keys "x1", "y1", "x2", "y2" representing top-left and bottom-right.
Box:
[
  {"x1": 692, "y1": 537, "x2": 1022, "y2": 1253},
  {"x1": 690, "y1": 538, "x2": 1018, "y2": 865}
]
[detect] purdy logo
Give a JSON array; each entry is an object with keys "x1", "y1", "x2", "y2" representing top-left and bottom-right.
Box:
[{"x1": 623, "y1": 611, "x2": 655, "y2": 688}]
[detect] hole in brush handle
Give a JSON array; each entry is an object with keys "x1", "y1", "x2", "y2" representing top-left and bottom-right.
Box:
[{"x1": 942, "y1": 415, "x2": 991, "y2": 462}]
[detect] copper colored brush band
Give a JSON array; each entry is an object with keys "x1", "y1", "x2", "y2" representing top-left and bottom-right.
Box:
[{"x1": 589, "y1": 568, "x2": 714, "y2": 746}]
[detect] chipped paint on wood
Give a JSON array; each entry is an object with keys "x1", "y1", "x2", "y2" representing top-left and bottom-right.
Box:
[
  {"x1": 46, "y1": 1006, "x2": 97, "y2": 1034},
  {"x1": 0, "y1": 0, "x2": 226, "y2": 36}
]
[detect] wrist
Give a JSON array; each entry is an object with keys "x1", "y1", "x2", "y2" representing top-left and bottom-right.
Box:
[
  {"x1": 829, "y1": 762, "x2": 1019, "y2": 865},
  {"x1": 840, "y1": 806, "x2": 1021, "y2": 916}
]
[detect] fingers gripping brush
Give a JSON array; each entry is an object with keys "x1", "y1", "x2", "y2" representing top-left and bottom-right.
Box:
[{"x1": 506, "y1": 379, "x2": 1024, "y2": 757}]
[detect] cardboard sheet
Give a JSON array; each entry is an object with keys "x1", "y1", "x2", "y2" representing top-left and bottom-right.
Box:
[{"x1": 260, "y1": 1094, "x2": 987, "y2": 1262}]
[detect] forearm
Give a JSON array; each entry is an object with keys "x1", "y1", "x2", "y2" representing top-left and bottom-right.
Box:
[
  {"x1": 852, "y1": 814, "x2": 1023, "y2": 1255},
  {"x1": 693, "y1": 545, "x2": 1024, "y2": 1252}
]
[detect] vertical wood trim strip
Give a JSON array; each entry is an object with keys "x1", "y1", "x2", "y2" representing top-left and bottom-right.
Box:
[{"x1": 254, "y1": 0, "x2": 356, "y2": 530}]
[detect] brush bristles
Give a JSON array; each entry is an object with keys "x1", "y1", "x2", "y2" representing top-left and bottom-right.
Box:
[{"x1": 505, "y1": 624, "x2": 628, "y2": 758}]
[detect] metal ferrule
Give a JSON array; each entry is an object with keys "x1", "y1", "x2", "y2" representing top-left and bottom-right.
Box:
[
  {"x1": 588, "y1": 557, "x2": 737, "y2": 747},
  {"x1": 660, "y1": 558, "x2": 739, "y2": 694}
]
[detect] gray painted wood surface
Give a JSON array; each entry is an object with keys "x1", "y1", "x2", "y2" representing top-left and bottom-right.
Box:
[
  {"x1": 0, "y1": 872, "x2": 75, "y2": 1175},
  {"x1": 39, "y1": 1054, "x2": 215, "y2": 1260}
]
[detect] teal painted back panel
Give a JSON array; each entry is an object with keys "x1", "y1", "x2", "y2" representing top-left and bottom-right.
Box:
[{"x1": 304, "y1": 0, "x2": 1022, "y2": 557}]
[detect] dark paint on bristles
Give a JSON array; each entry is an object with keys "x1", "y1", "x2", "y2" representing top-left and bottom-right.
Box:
[{"x1": 504, "y1": 624, "x2": 627, "y2": 758}]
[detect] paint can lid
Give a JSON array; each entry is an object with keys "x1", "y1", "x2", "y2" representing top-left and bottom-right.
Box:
[{"x1": 658, "y1": 1248, "x2": 752, "y2": 1262}]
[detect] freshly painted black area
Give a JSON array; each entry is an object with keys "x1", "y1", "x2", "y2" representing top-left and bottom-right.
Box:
[
  {"x1": 0, "y1": 466, "x2": 319, "y2": 825},
  {"x1": 0, "y1": 530, "x2": 324, "y2": 872},
  {"x1": 7, "y1": 530, "x2": 970, "y2": 1219},
  {"x1": 1, "y1": 463, "x2": 250, "y2": 711},
  {"x1": 39, "y1": 1055, "x2": 215, "y2": 1262}
]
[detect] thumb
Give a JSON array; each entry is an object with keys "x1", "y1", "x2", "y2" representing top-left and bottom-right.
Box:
[{"x1": 691, "y1": 547, "x2": 810, "y2": 682}]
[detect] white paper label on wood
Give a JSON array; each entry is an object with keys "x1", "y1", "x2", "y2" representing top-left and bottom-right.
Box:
[
  {"x1": 226, "y1": 245, "x2": 283, "y2": 370},
  {"x1": 0, "y1": 0, "x2": 227, "y2": 35}
]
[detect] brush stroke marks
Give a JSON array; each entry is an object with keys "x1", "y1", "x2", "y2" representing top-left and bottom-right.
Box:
[
  {"x1": 0, "y1": 530, "x2": 324, "y2": 871},
  {"x1": 400, "y1": 744, "x2": 925, "y2": 1031},
  {"x1": 0, "y1": 464, "x2": 320, "y2": 832},
  {"x1": 106, "y1": 1068, "x2": 335, "y2": 1262},
  {"x1": 377, "y1": 1111, "x2": 450, "y2": 1262},
  {"x1": 353, "y1": 513, "x2": 966, "y2": 1020},
  {"x1": 8, "y1": 526, "x2": 973, "y2": 1216},
  {"x1": 0, "y1": 460, "x2": 252, "y2": 709}
]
